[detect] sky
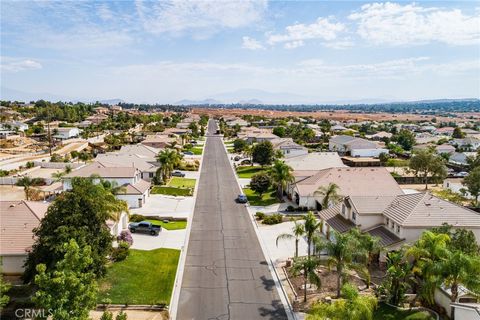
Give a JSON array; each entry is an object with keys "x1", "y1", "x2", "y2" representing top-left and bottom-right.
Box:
[{"x1": 1, "y1": 0, "x2": 479, "y2": 104}]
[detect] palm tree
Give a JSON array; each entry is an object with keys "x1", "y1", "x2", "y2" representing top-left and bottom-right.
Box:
[
  {"x1": 348, "y1": 228, "x2": 381, "y2": 288},
  {"x1": 382, "y1": 250, "x2": 412, "y2": 306},
  {"x1": 320, "y1": 230, "x2": 368, "y2": 297},
  {"x1": 314, "y1": 182, "x2": 342, "y2": 209},
  {"x1": 406, "y1": 231, "x2": 450, "y2": 306},
  {"x1": 292, "y1": 256, "x2": 321, "y2": 302},
  {"x1": 243, "y1": 144, "x2": 253, "y2": 165},
  {"x1": 276, "y1": 220, "x2": 305, "y2": 258},
  {"x1": 93, "y1": 178, "x2": 129, "y2": 222},
  {"x1": 269, "y1": 160, "x2": 294, "y2": 200},
  {"x1": 304, "y1": 211, "x2": 322, "y2": 258},
  {"x1": 436, "y1": 250, "x2": 480, "y2": 319},
  {"x1": 157, "y1": 149, "x2": 182, "y2": 183}
]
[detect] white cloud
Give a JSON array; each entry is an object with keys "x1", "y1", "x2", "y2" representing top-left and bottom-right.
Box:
[
  {"x1": 242, "y1": 36, "x2": 265, "y2": 50},
  {"x1": 349, "y1": 2, "x2": 480, "y2": 46},
  {"x1": 267, "y1": 17, "x2": 346, "y2": 48},
  {"x1": 136, "y1": 0, "x2": 267, "y2": 36},
  {"x1": 0, "y1": 57, "x2": 42, "y2": 72}
]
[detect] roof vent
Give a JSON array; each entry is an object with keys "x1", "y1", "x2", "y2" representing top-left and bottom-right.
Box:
[{"x1": 9, "y1": 204, "x2": 16, "y2": 208}]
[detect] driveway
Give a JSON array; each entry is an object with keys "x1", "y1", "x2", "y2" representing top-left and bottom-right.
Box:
[
  {"x1": 131, "y1": 229, "x2": 186, "y2": 250},
  {"x1": 130, "y1": 194, "x2": 195, "y2": 218}
]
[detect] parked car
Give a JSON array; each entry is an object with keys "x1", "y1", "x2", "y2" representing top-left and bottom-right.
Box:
[
  {"x1": 190, "y1": 140, "x2": 198, "y2": 145},
  {"x1": 128, "y1": 221, "x2": 161, "y2": 236},
  {"x1": 234, "y1": 156, "x2": 241, "y2": 161},
  {"x1": 237, "y1": 194, "x2": 248, "y2": 203},
  {"x1": 172, "y1": 171, "x2": 186, "y2": 177},
  {"x1": 240, "y1": 159, "x2": 252, "y2": 165},
  {"x1": 183, "y1": 151, "x2": 194, "y2": 155},
  {"x1": 454, "y1": 171, "x2": 468, "y2": 177}
]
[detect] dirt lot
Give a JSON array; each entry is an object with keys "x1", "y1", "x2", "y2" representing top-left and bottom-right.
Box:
[
  {"x1": 0, "y1": 185, "x2": 26, "y2": 200},
  {"x1": 193, "y1": 108, "x2": 480, "y2": 123}
]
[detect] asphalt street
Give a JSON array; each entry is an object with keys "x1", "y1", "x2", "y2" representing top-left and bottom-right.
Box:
[{"x1": 177, "y1": 120, "x2": 287, "y2": 320}]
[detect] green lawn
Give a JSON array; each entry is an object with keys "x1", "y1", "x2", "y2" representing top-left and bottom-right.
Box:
[
  {"x1": 99, "y1": 249, "x2": 180, "y2": 305},
  {"x1": 168, "y1": 177, "x2": 196, "y2": 188},
  {"x1": 227, "y1": 147, "x2": 234, "y2": 153},
  {"x1": 151, "y1": 186, "x2": 193, "y2": 196},
  {"x1": 373, "y1": 303, "x2": 435, "y2": 320},
  {"x1": 236, "y1": 166, "x2": 266, "y2": 178},
  {"x1": 191, "y1": 147, "x2": 203, "y2": 155},
  {"x1": 243, "y1": 188, "x2": 278, "y2": 206},
  {"x1": 146, "y1": 219, "x2": 187, "y2": 230}
]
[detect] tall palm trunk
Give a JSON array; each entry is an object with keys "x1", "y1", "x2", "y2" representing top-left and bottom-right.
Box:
[
  {"x1": 295, "y1": 238, "x2": 299, "y2": 258},
  {"x1": 450, "y1": 282, "x2": 458, "y2": 320},
  {"x1": 303, "y1": 264, "x2": 308, "y2": 302},
  {"x1": 337, "y1": 264, "x2": 343, "y2": 298}
]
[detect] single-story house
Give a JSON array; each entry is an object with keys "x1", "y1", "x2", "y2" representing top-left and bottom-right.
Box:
[
  {"x1": 284, "y1": 152, "x2": 346, "y2": 172},
  {"x1": 63, "y1": 163, "x2": 150, "y2": 209},
  {"x1": 318, "y1": 192, "x2": 480, "y2": 258},
  {"x1": 53, "y1": 127, "x2": 80, "y2": 140},
  {"x1": 289, "y1": 167, "x2": 403, "y2": 210},
  {"x1": 452, "y1": 137, "x2": 480, "y2": 151},
  {"x1": 270, "y1": 138, "x2": 308, "y2": 158},
  {"x1": 141, "y1": 134, "x2": 178, "y2": 149},
  {"x1": 4, "y1": 121, "x2": 28, "y2": 132},
  {"x1": 443, "y1": 178, "x2": 472, "y2": 198},
  {"x1": 367, "y1": 131, "x2": 393, "y2": 140},
  {"x1": 435, "y1": 127, "x2": 455, "y2": 136},
  {"x1": 329, "y1": 135, "x2": 388, "y2": 157},
  {"x1": 0, "y1": 200, "x2": 49, "y2": 274},
  {"x1": 95, "y1": 153, "x2": 159, "y2": 181},
  {"x1": 237, "y1": 127, "x2": 279, "y2": 144}
]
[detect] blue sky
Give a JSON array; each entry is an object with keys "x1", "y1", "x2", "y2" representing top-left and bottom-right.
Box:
[{"x1": 1, "y1": 1, "x2": 479, "y2": 104}]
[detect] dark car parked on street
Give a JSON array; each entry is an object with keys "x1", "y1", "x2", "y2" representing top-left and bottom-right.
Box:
[
  {"x1": 128, "y1": 221, "x2": 161, "y2": 236},
  {"x1": 237, "y1": 194, "x2": 248, "y2": 203}
]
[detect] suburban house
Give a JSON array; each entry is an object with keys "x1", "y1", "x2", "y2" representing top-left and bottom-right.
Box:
[
  {"x1": 270, "y1": 138, "x2": 308, "y2": 158},
  {"x1": 435, "y1": 285, "x2": 480, "y2": 319},
  {"x1": 141, "y1": 134, "x2": 178, "y2": 149},
  {"x1": 226, "y1": 118, "x2": 249, "y2": 127},
  {"x1": 119, "y1": 143, "x2": 161, "y2": 158},
  {"x1": 318, "y1": 192, "x2": 480, "y2": 256},
  {"x1": 452, "y1": 137, "x2": 480, "y2": 151},
  {"x1": 53, "y1": 127, "x2": 80, "y2": 140},
  {"x1": 3, "y1": 121, "x2": 28, "y2": 132},
  {"x1": 95, "y1": 154, "x2": 159, "y2": 181},
  {"x1": 288, "y1": 167, "x2": 403, "y2": 210},
  {"x1": 0, "y1": 200, "x2": 49, "y2": 274},
  {"x1": 435, "y1": 127, "x2": 455, "y2": 136},
  {"x1": 329, "y1": 135, "x2": 388, "y2": 157},
  {"x1": 63, "y1": 163, "x2": 151, "y2": 210},
  {"x1": 237, "y1": 127, "x2": 279, "y2": 144},
  {"x1": 367, "y1": 131, "x2": 393, "y2": 140},
  {"x1": 284, "y1": 152, "x2": 346, "y2": 172},
  {"x1": 331, "y1": 124, "x2": 349, "y2": 132},
  {"x1": 443, "y1": 178, "x2": 472, "y2": 198},
  {"x1": 414, "y1": 143, "x2": 456, "y2": 155}
]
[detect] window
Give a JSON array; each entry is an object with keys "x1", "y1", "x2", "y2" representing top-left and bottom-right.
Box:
[
  {"x1": 352, "y1": 211, "x2": 356, "y2": 222},
  {"x1": 396, "y1": 225, "x2": 400, "y2": 233},
  {"x1": 386, "y1": 218, "x2": 389, "y2": 225},
  {"x1": 391, "y1": 222, "x2": 395, "y2": 230},
  {"x1": 342, "y1": 204, "x2": 346, "y2": 216}
]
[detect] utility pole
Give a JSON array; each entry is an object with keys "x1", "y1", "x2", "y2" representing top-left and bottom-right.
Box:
[{"x1": 47, "y1": 108, "x2": 52, "y2": 156}]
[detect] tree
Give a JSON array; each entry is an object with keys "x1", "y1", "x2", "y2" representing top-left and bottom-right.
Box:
[
  {"x1": 276, "y1": 220, "x2": 305, "y2": 258},
  {"x1": 436, "y1": 250, "x2": 480, "y2": 319},
  {"x1": 406, "y1": 231, "x2": 450, "y2": 306},
  {"x1": 379, "y1": 152, "x2": 390, "y2": 165},
  {"x1": 233, "y1": 139, "x2": 247, "y2": 153},
  {"x1": 432, "y1": 224, "x2": 480, "y2": 255},
  {"x1": 379, "y1": 250, "x2": 411, "y2": 306},
  {"x1": 23, "y1": 177, "x2": 121, "y2": 282},
  {"x1": 34, "y1": 239, "x2": 98, "y2": 320},
  {"x1": 249, "y1": 172, "x2": 271, "y2": 196},
  {"x1": 320, "y1": 230, "x2": 368, "y2": 297},
  {"x1": 314, "y1": 182, "x2": 342, "y2": 209},
  {"x1": 464, "y1": 167, "x2": 480, "y2": 206},
  {"x1": 452, "y1": 127, "x2": 465, "y2": 139},
  {"x1": 269, "y1": 160, "x2": 293, "y2": 200},
  {"x1": 304, "y1": 212, "x2": 322, "y2": 258},
  {"x1": 252, "y1": 141, "x2": 274, "y2": 166},
  {"x1": 393, "y1": 129, "x2": 416, "y2": 151},
  {"x1": 408, "y1": 149, "x2": 447, "y2": 189},
  {"x1": 292, "y1": 256, "x2": 321, "y2": 302},
  {"x1": 0, "y1": 260, "x2": 10, "y2": 310},
  {"x1": 16, "y1": 176, "x2": 44, "y2": 200},
  {"x1": 307, "y1": 284, "x2": 377, "y2": 320},
  {"x1": 272, "y1": 126, "x2": 286, "y2": 137},
  {"x1": 157, "y1": 149, "x2": 182, "y2": 183}
]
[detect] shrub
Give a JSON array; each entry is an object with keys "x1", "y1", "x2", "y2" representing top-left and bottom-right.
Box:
[
  {"x1": 255, "y1": 212, "x2": 265, "y2": 220},
  {"x1": 112, "y1": 241, "x2": 130, "y2": 262},
  {"x1": 262, "y1": 214, "x2": 283, "y2": 225},
  {"x1": 129, "y1": 214, "x2": 145, "y2": 222},
  {"x1": 117, "y1": 230, "x2": 133, "y2": 246},
  {"x1": 100, "y1": 311, "x2": 113, "y2": 320},
  {"x1": 26, "y1": 161, "x2": 35, "y2": 168},
  {"x1": 286, "y1": 205, "x2": 295, "y2": 212},
  {"x1": 250, "y1": 173, "x2": 271, "y2": 196},
  {"x1": 116, "y1": 311, "x2": 128, "y2": 320}
]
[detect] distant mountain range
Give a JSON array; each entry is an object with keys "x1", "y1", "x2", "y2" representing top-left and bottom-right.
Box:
[{"x1": 1, "y1": 86, "x2": 478, "y2": 107}]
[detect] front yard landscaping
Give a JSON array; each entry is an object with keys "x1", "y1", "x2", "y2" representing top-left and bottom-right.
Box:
[
  {"x1": 99, "y1": 248, "x2": 180, "y2": 305},
  {"x1": 151, "y1": 177, "x2": 196, "y2": 196},
  {"x1": 243, "y1": 188, "x2": 278, "y2": 206},
  {"x1": 236, "y1": 166, "x2": 266, "y2": 178},
  {"x1": 373, "y1": 303, "x2": 435, "y2": 320},
  {"x1": 146, "y1": 219, "x2": 187, "y2": 230}
]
